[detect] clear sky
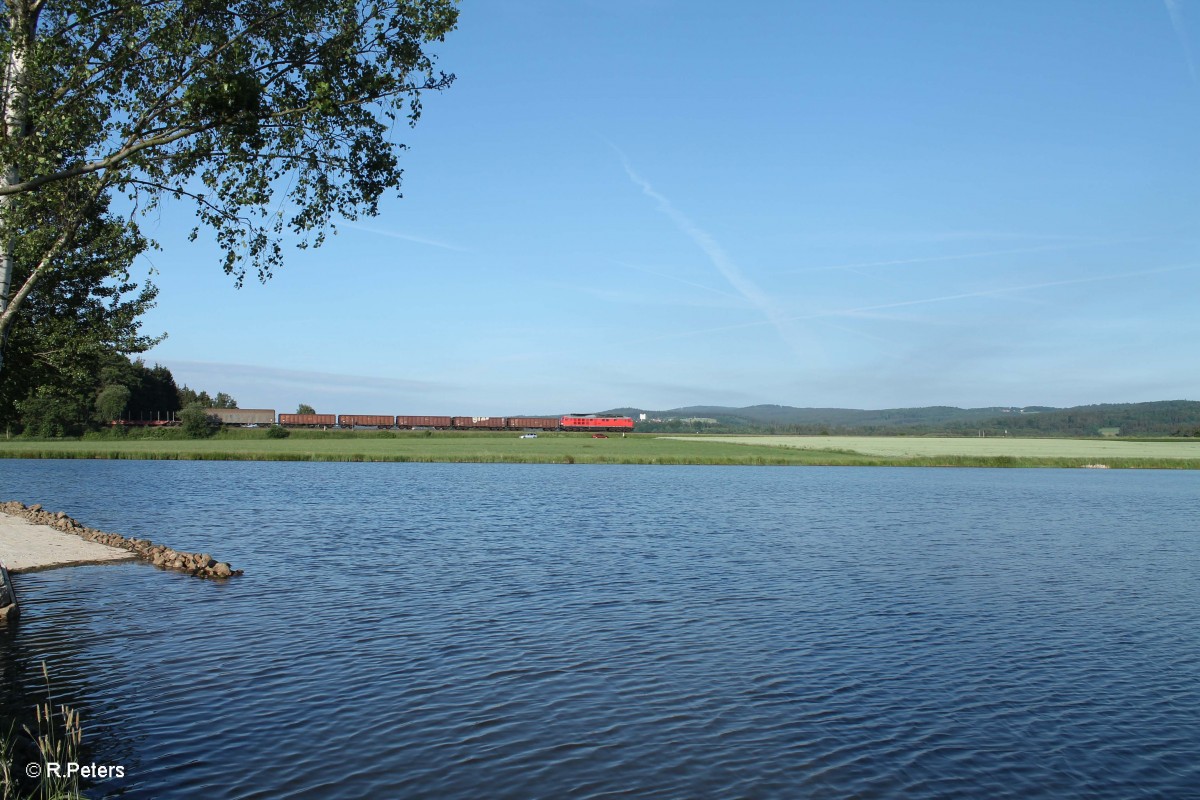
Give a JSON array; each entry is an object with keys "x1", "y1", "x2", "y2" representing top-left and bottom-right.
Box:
[{"x1": 136, "y1": 0, "x2": 1200, "y2": 416}]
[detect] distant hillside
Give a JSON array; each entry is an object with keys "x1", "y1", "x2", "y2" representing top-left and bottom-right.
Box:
[
  {"x1": 958, "y1": 401, "x2": 1200, "y2": 438},
  {"x1": 606, "y1": 401, "x2": 1200, "y2": 437}
]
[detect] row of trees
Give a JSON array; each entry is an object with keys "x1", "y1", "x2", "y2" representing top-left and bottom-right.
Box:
[
  {"x1": 940, "y1": 401, "x2": 1200, "y2": 438},
  {"x1": 630, "y1": 403, "x2": 1200, "y2": 438},
  {"x1": 0, "y1": 183, "x2": 237, "y2": 433},
  {"x1": 179, "y1": 387, "x2": 238, "y2": 410},
  {"x1": 0, "y1": 338, "x2": 237, "y2": 436}
]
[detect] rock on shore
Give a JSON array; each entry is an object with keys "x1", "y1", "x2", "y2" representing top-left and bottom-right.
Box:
[{"x1": 0, "y1": 501, "x2": 242, "y2": 578}]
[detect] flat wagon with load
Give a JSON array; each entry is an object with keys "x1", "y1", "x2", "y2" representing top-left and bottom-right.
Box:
[{"x1": 205, "y1": 408, "x2": 277, "y2": 426}]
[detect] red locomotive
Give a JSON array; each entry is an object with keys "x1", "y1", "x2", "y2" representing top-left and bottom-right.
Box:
[{"x1": 559, "y1": 415, "x2": 636, "y2": 432}]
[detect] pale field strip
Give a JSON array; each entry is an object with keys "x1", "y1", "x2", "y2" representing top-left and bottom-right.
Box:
[{"x1": 661, "y1": 436, "x2": 1200, "y2": 460}]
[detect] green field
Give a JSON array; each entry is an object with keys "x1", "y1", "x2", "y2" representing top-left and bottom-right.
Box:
[
  {"x1": 0, "y1": 431, "x2": 856, "y2": 466},
  {"x1": 0, "y1": 430, "x2": 1198, "y2": 468}
]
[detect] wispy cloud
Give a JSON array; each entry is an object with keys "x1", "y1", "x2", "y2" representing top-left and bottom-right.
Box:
[
  {"x1": 791, "y1": 240, "x2": 1130, "y2": 274},
  {"x1": 342, "y1": 223, "x2": 471, "y2": 252},
  {"x1": 1165, "y1": 0, "x2": 1198, "y2": 83},
  {"x1": 822, "y1": 266, "x2": 1181, "y2": 316},
  {"x1": 559, "y1": 281, "x2": 749, "y2": 310},
  {"x1": 164, "y1": 360, "x2": 454, "y2": 397},
  {"x1": 619, "y1": 264, "x2": 1195, "y2": 345},
  {"x1": 611, "y1": 378, "x2": 761, "y2": 407},
  {"x1": 613, "y1": 260, "x2": 749, "y2": 303},
  {"x1": 814, "y1": 230, "x2": 1100, "y2": 247}
]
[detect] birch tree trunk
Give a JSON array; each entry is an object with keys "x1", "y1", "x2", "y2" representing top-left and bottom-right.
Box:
[{"x1": 0, "y1": 0, "x2": 36, "y2": 376}]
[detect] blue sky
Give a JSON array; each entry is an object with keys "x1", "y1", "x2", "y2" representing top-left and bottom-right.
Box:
[{"x1": 137, "y1": 0, "x2": 1200, "y2": 415}]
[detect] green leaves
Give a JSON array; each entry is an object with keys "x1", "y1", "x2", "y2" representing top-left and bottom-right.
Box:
[
  {"x1": 95, "y1": 384, "x2": 132, "y2": 423},
  {"x1": 0, "y1": 0, "x2": 457, "y2": 425},
  {"x1": 0, "y1": 172, "x2": 164, "y2": 429},
  {"x1": 2, "y1": 0, "x2": 458, "y2": 289}
]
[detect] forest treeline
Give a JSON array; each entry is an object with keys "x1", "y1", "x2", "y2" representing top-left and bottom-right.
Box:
[
  {"x1": 620, "y1": 401, "x2": 1200, "y2": 438},
  {"x1": 0, "y1": 350, "x2": 235, "y2": 437}
]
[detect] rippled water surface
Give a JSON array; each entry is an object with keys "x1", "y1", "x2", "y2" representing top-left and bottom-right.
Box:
[{"x1": 1, "y1": 461, "x2": 1198, "y2": 798}]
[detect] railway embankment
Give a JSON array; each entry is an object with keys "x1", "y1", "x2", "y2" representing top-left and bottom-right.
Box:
[{"x1": 0, "y1": 501, "x2": 242, "y2": 578}]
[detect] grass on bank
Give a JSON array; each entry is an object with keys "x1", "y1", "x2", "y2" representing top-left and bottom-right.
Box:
[
  {"x1": 1, "y1": 664, "x2": 85, "y2": 800},
  {"x1": 1, "y1": 430, "x2": 1199, "y2": 468}
]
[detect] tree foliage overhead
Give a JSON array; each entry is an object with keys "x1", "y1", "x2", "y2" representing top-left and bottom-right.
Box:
[
  {"x1": 0, "y1": 0, "x2": 458, "y2": 358},
  {"x1": 0, "y1": 185, "x2": 163, "y2": 431}
]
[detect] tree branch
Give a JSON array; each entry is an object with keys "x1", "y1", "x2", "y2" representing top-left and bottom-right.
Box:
[
  {"x1": 0, "y1": 176, "x2": 111, "y2": 339},
  {"x1": 122, "y1": 177, "x2": 251, "y2": 227}
]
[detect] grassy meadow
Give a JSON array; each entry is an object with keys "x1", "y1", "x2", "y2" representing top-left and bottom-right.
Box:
[
  {"x1": 0, "y1": 429, "x2": 1198, "y2": 468},
  {"x1": 0, "y1": 430, "x2": 855, "y2": 466}
]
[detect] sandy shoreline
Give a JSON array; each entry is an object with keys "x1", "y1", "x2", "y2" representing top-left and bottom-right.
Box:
[{"x1": 0, "y1": 511, "x2": 136, "y2": 573}]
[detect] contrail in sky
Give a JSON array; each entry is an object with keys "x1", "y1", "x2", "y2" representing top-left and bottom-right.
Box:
[
  {"x1": 1165, "y1": 0, "x2": 1198, "y2": 82},
  {"x1": 616, "y1": 152, "x2": 804, "y2": 353},
  {"x1": 343, "y1": 223, "x2": 471, "y2": 252}
]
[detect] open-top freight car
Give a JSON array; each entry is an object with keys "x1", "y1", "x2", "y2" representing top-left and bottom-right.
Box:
[
  {"x1": 267, "y1": 411, "x2": 635, "y2": 431},
  {"x1": 395, "y1": 416, "x2": 454, "y2": 429},
  {"x1": 278, "y1": 413, "x2": 336, "y2": 427},
  {"x1": 338, "y1": 415, "x2": 396, "y2": 429},
  {"x1": 451, "y1": 416, "x2": 508, "y2": 429},
  {"x1": 508, "y1": 417, "x2": 560, "y2": 430}
]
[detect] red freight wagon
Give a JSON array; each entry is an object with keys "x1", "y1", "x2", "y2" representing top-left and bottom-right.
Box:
[
  {"x1": 508, "y1": 417, "x2": 559, "y2": 430},
  {"x1": 560, "y1": 415, "x2": 635, "y2": 432},
  {"x1": 452, "y1": 416, "x2": 508, "y2": 429},
  {"x1": 396, "y1": 415, "x2": 453, "y2": 428},
  {"x1": 338, "y1": 415, "x2": 396, "y2": 428},
  {"x1": 278, "y1": 413, "x2": 337, "y2": 427}
]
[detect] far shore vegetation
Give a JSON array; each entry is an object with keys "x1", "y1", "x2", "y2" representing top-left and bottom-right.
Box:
[{"x1": 1, "y1": 429, "x2": 1199, "y2": 469}]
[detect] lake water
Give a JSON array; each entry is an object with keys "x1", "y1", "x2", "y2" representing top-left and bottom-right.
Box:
[{"x1": 1, "y1": 461, "x2": 1198, "y2": 798}]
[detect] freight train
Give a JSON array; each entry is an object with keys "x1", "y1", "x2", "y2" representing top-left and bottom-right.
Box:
[{"x1": 117, "y1": 410, "x2": 636, "y2": 432}]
